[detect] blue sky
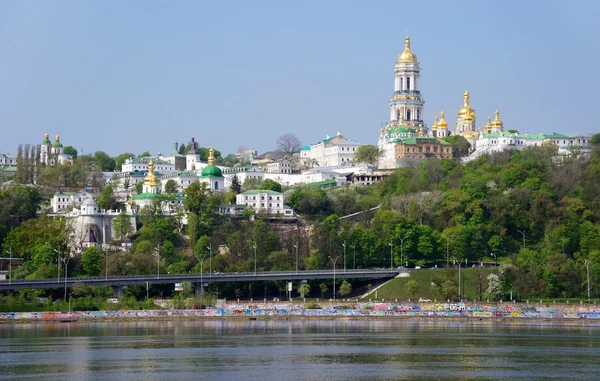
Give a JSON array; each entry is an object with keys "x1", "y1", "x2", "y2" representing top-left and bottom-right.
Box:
[{"x1": 1, "y1": 0, "x2": 598, "y2": 157}]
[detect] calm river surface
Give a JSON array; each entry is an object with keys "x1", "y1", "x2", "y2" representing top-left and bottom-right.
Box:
[{"x1": 1, "y1": 319, "x2": 599, "y2": 380}]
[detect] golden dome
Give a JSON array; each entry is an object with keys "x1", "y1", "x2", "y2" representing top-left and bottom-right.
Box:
[
  {"x1": 458, "y1": 90, "x2": 476, "y2": 120},
  {"x1": 144, "y1": 160, "x2": 158, "y2": 189},
  {"x1": 437, "y1": 111, "x2": 448, "y2": 129},
  {"x1": 418, "y1": 126, "x2": 424, "y2": 136},
  {"x1": 431, "y1": 117, "x2": 439, "y2": 131},
  {"x1": 380, "y1": 128, "x2": 384, "y2": 133},
  {"x1": 397, "y1": 35, "x2": 418, "y2": 64},
  {"x1": 491, "y1": 109, "x2": 503, "y2": 129},
  {"x1": 485, "y1": 116, "x2": 492, "y2": 131},
  {"x1": 55, "y1": 134, "x2": 60, "y2": 142},
  {"x1": 44, "y1": 133, "x2": 49, "y2": 140},
  {"x1": 208, "y1": 148, "x2": 215, "y2": 166}
]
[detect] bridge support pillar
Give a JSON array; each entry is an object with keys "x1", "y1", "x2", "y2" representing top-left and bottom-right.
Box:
[
  {"x1": 112, "y1": 285, "x2": 126, "y2": 298},
  {"x1": 193, "y1": 283, "x2": 206, "y2": 298}
]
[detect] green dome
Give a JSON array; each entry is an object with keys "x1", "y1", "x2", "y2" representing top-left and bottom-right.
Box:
[
  {"x1": 42, "y1": 139, "x2": 51, "y2": 145},
  {"x1": 52, "y1": 142, "x2": 63, "y2": 148},
  {"x1": 200, "y1": 165, "x2": 223, "y2": 178}
]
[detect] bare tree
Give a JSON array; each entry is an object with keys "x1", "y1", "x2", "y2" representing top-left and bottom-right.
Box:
[{"x1": 276, "y1": 133, "x2": 302, "y2": 157}]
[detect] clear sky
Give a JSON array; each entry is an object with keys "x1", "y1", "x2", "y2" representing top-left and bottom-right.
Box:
[{"x1": 1, "y1": 0, "x2": 598, "y2": 157}]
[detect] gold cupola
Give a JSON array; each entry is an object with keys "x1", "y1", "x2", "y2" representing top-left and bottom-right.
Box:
[
  {"x1": 431, "y1": 116, "x2": 439, "y2": 131},
  {"x1": 144, "y1": 160, "x2": 158, "y2": 189},
  {"x1": 491, "y1": 109, "x2": 503, "y2": 130},
  {"x1": 397, "y1": 35, "x2": 418, "y2": 64},
  {"x1": 485, "y1": 116, "x2": 492, "y2": 132},
  {"x1": 458, "y1": 90, "x2": 476, "y2": 120},
  {"x1": 437, "y1": 111, "x2": 449, "y2": 129}
]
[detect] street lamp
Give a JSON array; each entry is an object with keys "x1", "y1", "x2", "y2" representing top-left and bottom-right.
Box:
[
  {"x1": 453, "y1": 257, "x2": 467, "y2": 301},
  {"x1": 4, "y1": 247, "x2": 12, "y2": 285},
  {"x1": 207, "y1": 244, "x2": 212, "y2": 277},
  {"x1": 342, "y1": 241, "x2": 346, "y2": 273},
  {"x1": 195, "y1": 254, "x2": 204, "y2": 302},
  {"x1": 400, "y1": 236, "x2": 407, "y2": 268},
  {"x1": 293, "y1": 242, "x2": 299, "y2": 274},
  {"x1": 48, "y1": 242, "x2": 60, "y2": 282},
  {"x1": 516, "y1": 229, "x2": 526, "y2": 249},
  {"x1": 328, "y1": 256, "x2": 338, "y2": 301},
  {"x1": 252, "y1": 243, "x2": 257, "y2": 275},
  {"x1": 490, "y1": 252, "x2": 497, "y2": 268},
  {"x1": 443, "y1": 235, "x2": 453, "y2": 268},
  {"x1": 582, "y1": 259, "x2": 591, "y2": 303},
  {"x1": 155, "y1": 244, "x2": 160, "y2": 279},
  {"x1": 389, "y1": 241, "x2": 393, "y2": 271},
  {"x1": 351, "y1": 245, "x2": 356, "y2": 270},
  {"x1": 60, "y1": 255, "x2": 71, "y2": 301},
  {"x1": 105, "y1": 251, "x2": 109, "y2": 281}
]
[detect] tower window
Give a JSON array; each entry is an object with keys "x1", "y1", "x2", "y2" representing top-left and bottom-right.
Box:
[
  {"x1": 406, "y1": 77, "x2": 410, "y2": 91},
  {"x1": 407, "y1": 109, "x2": 411, "y2": 121},
  {"x1": 417, "y1": 109, "x2": 420, "y2": 120}
]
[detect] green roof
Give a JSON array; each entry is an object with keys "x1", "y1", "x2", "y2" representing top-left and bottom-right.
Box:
[
  {"x1": 0, "y1": 166, "x2": 17, "y2": 172},
  {"x1": 240, "y1": 189, "x2": 283, "y2": 195},
  {"x1": 129, "y1": 157, "x2": 172, "y2": 165},
  {"x1": 42, "y1": 139, "x2": 51, "y2": 145},
  {"x1": 481, "y1": 132, "x2": 571, "y2": 140},
  {"x1": 133, "y1": 192, "x2": 186, "y2": 201},
  {"x1": 200, "y1": 165, "x2": 223, "y2": 178},
  {"x1": 223, "y1": 165, "x2": 252, "y2": 174},
  {"x1": 300, "y1": 145, "x2": 310, "y2": 151},
  {"x1": 305, "y1": 179, "x2": 337, "y2": 188}
]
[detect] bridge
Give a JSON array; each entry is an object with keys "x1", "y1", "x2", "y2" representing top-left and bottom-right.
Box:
[{"x1": 0, "y1": 268, "x2": 401, "y2": 295}]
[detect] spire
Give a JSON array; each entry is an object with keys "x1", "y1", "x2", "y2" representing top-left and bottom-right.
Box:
[
  {"x1": 463, "y1": 90, "x2": 470, "y2": 106},
  {"x1": 208, "y1": 148, "x2": 215, "y2": 166}
]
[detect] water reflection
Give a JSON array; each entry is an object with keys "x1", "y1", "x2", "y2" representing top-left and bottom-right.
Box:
[{"x1": 1, "y1": 320, "x2": 599, "y2": 380}]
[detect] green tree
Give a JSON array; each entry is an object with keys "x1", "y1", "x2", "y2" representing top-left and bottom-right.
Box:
[
  {"x1": 230, "y1": 174, "x2": 242, "y2": 193},
  {"x1": 164, "y1": 179, "x2": 178, "y2": 194},
  {"x1": 444, "y1": 135, "x2": 471, "y2": 159},
  {"x1": 93, "y1": 151, "x2": 116, "y2": 171},
  {"x1": 319, "y1": 283, "x2": 329, "y2": 298},
  {"x1": 354, "y1": 145, "x2": 383, "y2": 165},
  {"x1": 135, "y1": 182, "x2": 143, "y2": 194},
  {"x1": 298, "y1": 283, "x2": 311, "y2": 297},
  {"x1": 184, "y1": 181, "x2": 211, "y2": 215},
  {"x1": 97, "y1": 184, "x2": 119, "y2": 210},
  {"x1": 339, "y1": 280, "x2": 352, "y2": 296},
  {"x1": 242, "y1": 177, "x2": 263, "y2": 191},
  {"x1": 139, "y1": 151, "x2": 152, "y2": 157},
  {"x1": 113, "y1": 212, "x2": 134, "y2": 241},
  {"x1": 82, "y1": 247, "x2": 102, "y2": 276},
  {"x1": 405, "y1": 280, "x2": 419, "y2": 299},
  {"x1": 260, "y1": 178, "x2": 282, "y2": 192},
  {"x1": 63, "y1": 146, "x2": 78, "y2": 159},
  {"x1": 115, "y1": 152, "x2": 135, "y2": 170}
]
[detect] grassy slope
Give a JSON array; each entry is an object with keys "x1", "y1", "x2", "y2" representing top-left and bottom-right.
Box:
[{"x1": 369, "y1": 268, "x2": 497, "y2": 302}]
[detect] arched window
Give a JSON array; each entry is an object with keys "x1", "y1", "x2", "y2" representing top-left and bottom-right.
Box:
[
  {"x1": 406, "y1": 77, "x2": 411, "y2": 91},
  {"x1": 214, "y1": 181, "x2": 219, "y2": 190},
  {"x1": 417, "y1": 109, "x2": 420, "y2": 121},
  {"x1": 396, "y1": 109, "x2": 401, "y2": 121},
  {"x1": 406, "y1": 109, "x2": 411, "y2": 121},
  {"x1": 399, "y1": 77, "x2": 403, "y2": 90}
]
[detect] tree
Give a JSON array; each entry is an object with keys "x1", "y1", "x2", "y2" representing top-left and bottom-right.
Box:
[
  {"x1": 164, "y1": 179, "x2": 178, "y2": 194},
  {"x1": 82, "y1": 247, "x2": 102, "y2": 276},
  {"x1": 139, "y1": 151, "x2": 152, "y2": 157},
  {"x1": 298, "y1": 283, "x2": 311, "y2": 297},
  {"x1": 230, "y1": 174, "x2": 242, "y2": 194},
  {"x1": 93, "y1": 151, "x2": 116, "y2": 171},
  {"x1": 115, "y1": 152, "x2": 135, "y2": 170},
  {"x1": 486, "y1": 273, "x2": 503, "y2": 300},
  {"x1": 260, "y1": 178, "x2": 282, "y2": 192},
  {"x1": 113, "y1": 212, "x2": 134, "y2": 241},
  {"x1": 97, "y1": 185, "x2": 119, "y2": 210},
  {"x1": 135, "y1": 182, "x2": 143, "y2": 194},
  {"x1": 242, "y1": 177, "x2": 263, "y2": 192},
  {"x1": 444, "y1": 136, "x2": 471, "y2": 159},
  {"x1": 354, "y1": 145, "x2": 383, "y2": 165},
  {"x1": 319, "y1": 283, "x2": 329, "y2": 298},
  {"x1": 276, "y1": 133, "x2": 302, "y2": 157},
  {"x1": 405, "y1": 280, "x2": 419, "y2": 299},
  {"x1": 184, "y1": 182, "x2": 211, "y2": 215},
  {"x1": 63, "y1": 146, "x2": 78, "y2": 159},
  {"x1": 339, "y1": 280, "x2": 352, "y2": 296}
]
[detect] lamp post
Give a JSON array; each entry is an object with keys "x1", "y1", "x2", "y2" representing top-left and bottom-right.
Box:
[
  {"x1": 389, "y1": 241, "x2": 393, "y2": 271},
  {"x1": 252, "y1": 243, "x2": 257, "y2": 275},
  {"x1": 207, "y1": 244, "x2": 212, "y2": 277},
  {"x1": 49, "y1": 242, "x2": 60, "y2": 282},
  {"x1": 517, "y1": 229, "x2": 526, "y2": 249},
  {"x1": 400, "y1": 236, "x2": 407, "y2": 268},
  {"x1": 4, "y1": 247, "x2": 12, "y2": 285},
  {"x1": 582, "y1": 259, "x2": 591, "y2": 303},
  {"x1": 351, "y1": 245, "x2": 356, "y2": 270},
  {"x1": 453, "y1": 257, "x2": 467, "y2": 301},
  {"x1": 328, "y1": 256, "x2": 338, "y2": 301},
  {"x1": 155, "y1": 244, "x2": 160, "y2": 279},
  {"x1": 105, "y1": 251, "x2": 108, "y2": 281},
  {"x1": 490, "y1": 252, "x2": 497, "y2": 268},
  {"x1": 342, "y1": 241, "x2": 346, "y2": 273},
  {"x1": 443, "y1": 235, "x2": 453, "y2": 268},
  {"x1": 293, "y1": 242, "x2": 299, "y2": 274},
  {"x1": 60, "y1": 256, "x2": 71, "y2": 301},
  {"x1": 195, "y1": 254, "x2": 204, "y2": 302}
]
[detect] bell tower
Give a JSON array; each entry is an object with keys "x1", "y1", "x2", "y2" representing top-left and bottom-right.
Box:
[{"x1": 389, "y1": 35, "x2": 425, "y2": 129}]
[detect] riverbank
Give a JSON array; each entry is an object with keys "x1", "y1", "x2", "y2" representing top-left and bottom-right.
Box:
[{"x1": 2, "y1": 301, "x2": 600, "y2": 324}]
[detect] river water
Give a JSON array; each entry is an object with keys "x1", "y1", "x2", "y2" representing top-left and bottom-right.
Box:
[{"x1": 1, "y1": 319, "x2": 599, "y2": 380}]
